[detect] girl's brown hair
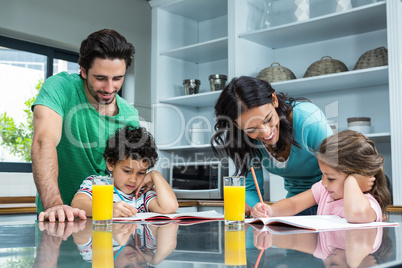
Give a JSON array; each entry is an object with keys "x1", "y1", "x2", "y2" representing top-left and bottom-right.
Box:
[{"x1": 316, "y1": 130, "x2": 392, "y2": 218}]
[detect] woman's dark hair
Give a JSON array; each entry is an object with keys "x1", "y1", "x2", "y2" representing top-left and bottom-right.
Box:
[
  {"x1": 211, "y1": 76, "x2": 304, "y2": 176},
  {"x1": 104, "y1": 125, "x2": 158, "y2": 169},
  {"x1": 316, "y1": 130, "x2": 392, "y2": 218},
  {"x1": 79, "y1": 29, "x2": 135, "y2": 79}
]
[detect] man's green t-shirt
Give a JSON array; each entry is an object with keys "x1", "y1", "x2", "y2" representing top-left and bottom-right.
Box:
[{"x1": 32, "y1": 72, "x2": 139, "y2": 213}]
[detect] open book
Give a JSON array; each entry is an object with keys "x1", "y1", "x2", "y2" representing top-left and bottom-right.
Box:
[
  {"x1": 113, "y1": 210, "x2": 224, "y2": 222},
  {"x1": 245, "y1": 215, "x2": 399, "y2": 232}
]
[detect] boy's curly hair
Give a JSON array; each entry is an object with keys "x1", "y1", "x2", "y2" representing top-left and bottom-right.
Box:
[{"x1": 103, "y1": 125, "x2": 158, "y2": 169}]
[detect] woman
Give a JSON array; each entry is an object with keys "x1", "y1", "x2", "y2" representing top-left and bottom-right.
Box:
[{"x1": 211, "y1": 76, "x2": 333, "y2": 216}]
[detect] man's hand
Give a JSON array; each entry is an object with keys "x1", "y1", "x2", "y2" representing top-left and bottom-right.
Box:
[
  {"x1": 134, "y1": 171, "x2": 155, "y2": 199},
  {"x1": 38, "y1": 205, "x2": 86, "y2": 222},
  {"x1": 351, "y1": 174, "x2": 375, "y2": 192},
  {"x1": 113, "y1": 201, "x2": 138, "y2": 217},
  {"x1": 38, "y1": 219, "x2": 87, "y2": 241}
]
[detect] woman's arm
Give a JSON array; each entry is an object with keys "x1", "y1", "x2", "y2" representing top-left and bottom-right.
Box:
[
  {"x1": 146, "y1": 171, "x2": 179, "y2": 214},
  {"x1": 343, "y1": 175, "x2": 377, "y2": 223}
]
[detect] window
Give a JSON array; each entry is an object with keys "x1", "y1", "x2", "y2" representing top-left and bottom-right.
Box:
[{"x1": 0, "y1": 36, "x2": 79, "y2": 172}]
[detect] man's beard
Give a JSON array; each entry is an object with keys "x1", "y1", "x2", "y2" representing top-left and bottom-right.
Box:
[{"x1": 86, "y1": 79, "x2": 117, "y2": 105}]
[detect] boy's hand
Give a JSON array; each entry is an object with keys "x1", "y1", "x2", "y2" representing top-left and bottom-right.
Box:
[
  {"x1": 134, "y1": 171, "x2": 156, "y2": 199},
  {"x1": 113, "y1": 224, "x2": 137, "y2": 245},
  {"x1": 113, "y1": 201, "x2": 138, "y2": 217},
  {"x1": 252, "y1": 203, "x2": 271, "y2": 218},
  {"x1": 350, "y1": 174, "x2": 375, "y2": 192}
]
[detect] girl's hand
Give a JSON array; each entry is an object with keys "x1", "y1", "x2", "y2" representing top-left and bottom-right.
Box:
[
  {"x1": 351, "y1": 174, "x2": 375, "y2": 192},
  {"x1": 253, "y1": 203, "x2": 271, "y2": 218},
  {"x1": 113, "y1": 201, "x2": 137, "y2": 217},
  {"x1": 253, "y1": 229, "x2": 273, "y2": 250}
]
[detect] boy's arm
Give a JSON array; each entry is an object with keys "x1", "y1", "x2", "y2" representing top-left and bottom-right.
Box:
[
  {"x1": 71, "y1": 193, "x2": 93, "y2": 217},
  {"x1": 146, "y1": 171, "x2": 179, "y2": 214},
  {"x1": 150, "y1": 224, "x2": 178, "y2": 265},
  {"x1": 343, "y1": 175, "x2": 377, "y2": 223}
]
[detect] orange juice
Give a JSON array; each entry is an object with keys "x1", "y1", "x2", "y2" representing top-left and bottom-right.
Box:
[
  {"x1": 225, "y1": 229, "x2": 247, "y2": 265},
  {"x1": 224, "y1": 186, "x2": 245, "y2": 221},
  {"x1": 92, "y1": 229, "x2": 113, "y2": 267},
  {"x1": 92, "y1": 184, "x2": 114, "y2": 221}
]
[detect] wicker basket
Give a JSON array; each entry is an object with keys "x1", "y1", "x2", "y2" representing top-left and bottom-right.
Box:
[
  {"x1": 257, "y1": 62, "x2": 296, "y2": 83},
  {"x1": 303, "y1": 56, "x2": 348, "y2": 78},
  {"x1": 353, "y1": 46, "x2": 388, "y2": 70}
]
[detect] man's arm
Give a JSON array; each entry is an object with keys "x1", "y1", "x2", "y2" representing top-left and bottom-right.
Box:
[{"x1": 31, "y1": 105, "x2": 86, "y2": 222}]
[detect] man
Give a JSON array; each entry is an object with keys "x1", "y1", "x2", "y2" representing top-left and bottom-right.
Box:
[{"x1": 31, "y1": 29, "x2": 139, "y2": 222}]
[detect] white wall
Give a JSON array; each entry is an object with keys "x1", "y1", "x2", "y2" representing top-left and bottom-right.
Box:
[
  {"x1": 0, "y1": 0, "x2": 153, "y2": 121},
  {"x1": 0, "y1": 0, "x2": 153, "y2": 196}
]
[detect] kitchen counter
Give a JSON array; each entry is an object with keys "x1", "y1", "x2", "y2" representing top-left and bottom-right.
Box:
[{"x1": 1, "y1": 218, "x2": 401, "y2": 267}]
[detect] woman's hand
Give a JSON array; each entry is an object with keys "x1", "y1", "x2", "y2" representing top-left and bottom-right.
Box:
[
  {"x1": 351, "y1": 174, "x2": 375, "y2": 192},
  {"x1": 253, "y1": 203, "x2": 271, "y2": 218},
  {"x1": 113, "y1": 201, "x2": 137, "y2": 217}
]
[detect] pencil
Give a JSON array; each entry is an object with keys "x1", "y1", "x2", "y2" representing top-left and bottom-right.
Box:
[
  {"x1": 254, "y1": 248, "x2": 264, "y2": 268},
  {"x1": 250, "y1": 166, "x2": 264, "y2": 204}
]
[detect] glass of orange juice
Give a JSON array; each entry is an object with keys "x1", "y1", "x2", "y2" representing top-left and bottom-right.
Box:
[
  {"x1": 225, "y1": 224, "x2": 247, "y2": 267},
  {"x1": 92, "y1": 176, "x2": 114, "y2": 225},
  {"x1": 92, "y1": 225, "x2": 114, "y2": 267},
  {"x1": 224, "y1": 176, "x2": 245, "y2": 227}
]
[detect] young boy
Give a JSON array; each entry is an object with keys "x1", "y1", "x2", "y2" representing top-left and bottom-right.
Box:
[{"x1": 71, "y1": 125, "x2": 178, "y2": 217}]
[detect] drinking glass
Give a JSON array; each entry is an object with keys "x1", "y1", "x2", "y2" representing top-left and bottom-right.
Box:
[
  {"x1": 225, "y1": 224, "x2": 247, "y2": 267},
  {"x1": 92, "y1": 225, "x2": 113, "y2": 267},
  {"x1": 92, "y1": 176, "x2": 114, "y2": 225},
  {"x1": 224, "y1": 176, "x2": 245, "y2": 227}
]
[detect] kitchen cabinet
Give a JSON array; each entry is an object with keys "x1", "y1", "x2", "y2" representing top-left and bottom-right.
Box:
[{"x1": 149, "y1": 0, "x2": 402, "y2": 205}]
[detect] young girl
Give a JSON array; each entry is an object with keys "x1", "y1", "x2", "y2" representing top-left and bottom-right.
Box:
[
  {"x1": 253, "y1": 130, "x2": 392, "y2": 223},
  {"x1": 71, "y1": 125, "x2": 178, "y2": 217}
]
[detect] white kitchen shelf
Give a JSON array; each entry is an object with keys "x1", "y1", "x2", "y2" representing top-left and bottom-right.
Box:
[
  {"x1": 365, "y1": 132, "x2": 391, "y2": 143},
  {"x1": 160, "y1": 37, "x2": 228, "y2": 63},
  {"x1": 274, "y1": 66, "x2": 389, "y2": 96},
  {"x1": 158, "y1": 144, "x2": 212, "y2": 151},
  {"x1": 159, "y1": 90, "x2": 221, "y2": 108},
  {"x1": 159, "y1": 66, "x2": 388, "y2": 107},
  {"x1": 238, "y1": 2, "x2": 386, "y2": 49},
  {"x1": 152, "y1": 0, "x2": 227, "y2": 21}
]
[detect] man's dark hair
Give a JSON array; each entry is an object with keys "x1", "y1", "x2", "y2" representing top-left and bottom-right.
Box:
[
  {"x1": 103, "y1": 125, "x2": 158, "y2": 169},
  {"x1": 78, "y1": 29, "x2": 135, "y2": 79}
]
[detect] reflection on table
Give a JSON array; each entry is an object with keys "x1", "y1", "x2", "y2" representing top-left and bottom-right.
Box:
[{"x1": 0, "y1": 218, "x2": 401, "y2": 268}]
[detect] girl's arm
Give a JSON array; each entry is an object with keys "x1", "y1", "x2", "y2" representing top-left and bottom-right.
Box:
[
  {"x1": 343, "y1": 175, "x2": 377, "y2": 223},
  {"x1": 146, "y1": 171, "x2": 179, "y2": 214},
  {"x1": 253, "y1": 189, "x2": 317, "y2": 217},
  {"x1": 71, "y1": 193, "x2": 93, "y2": 216}
]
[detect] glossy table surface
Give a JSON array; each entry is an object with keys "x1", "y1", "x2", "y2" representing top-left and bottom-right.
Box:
[{"x1": 0, "y1": 218, "x2": 401, "y2": 268}]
